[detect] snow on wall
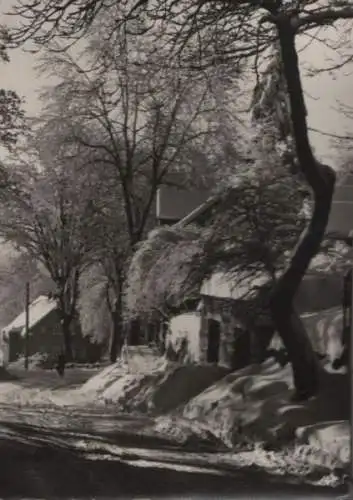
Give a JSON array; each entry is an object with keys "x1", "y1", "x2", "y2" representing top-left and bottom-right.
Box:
[
  {"x1": 200, "y1": 272, "x2": 269, "y2": 300},
  {"x1": 166, "y1": 312, "x2": 202, "y2": 363},
  {"x1": 301, "y1": 306, "x2": 343, "y2": 361}
]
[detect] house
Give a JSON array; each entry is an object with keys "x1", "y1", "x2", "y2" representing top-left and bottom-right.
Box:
[
  {"x1": 1, "y1": 295, "x2": 60, "y2": 364},
  {"x1": 164, "y1": 267, "x2": 345, "y2": 370},
  {"x1": 198, "y1": 270, "x2": 345, "y2": 369},
  {"x1": 0, "y1": 295, "x2": 103, "y2": 365},
  {"x1": 161, "y1": 177, "x2": 350, "y2": 369}
]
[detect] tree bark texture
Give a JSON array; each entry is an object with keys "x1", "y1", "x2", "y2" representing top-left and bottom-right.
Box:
[
  {"x1": 61, "y1": 314, "x2": 74, "y2": 362},
  {"x1": 109, "y1": 290, "x2": 124, "y2": 363},
  {"x1": 269, "y1": 17, "x2": 336, "y2": 399}
]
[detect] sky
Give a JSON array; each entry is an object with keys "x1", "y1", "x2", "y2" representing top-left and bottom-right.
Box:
[{"x1": 1, "y1": 5, "x2": 353, "y2": 168}]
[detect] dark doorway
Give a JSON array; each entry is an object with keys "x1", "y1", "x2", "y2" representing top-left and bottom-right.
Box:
[
  {"x1": 146, "y1": 322, "x2": 157, "y2": 344},
  {"x1": 129, "y1": 319, "x2": 141, "y2": 346},
  {"x1": 231, "y1": 327, "x2": 251, "y2": 370},
  {"x1": 207, "y1": 319, "x2": 221, "y2": 363}
]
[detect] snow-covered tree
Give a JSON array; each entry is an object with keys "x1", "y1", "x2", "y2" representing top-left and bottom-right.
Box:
[
  {"x1": 0, "y1": 26, "x2": 24, "y2": 155},
  {"x1": 125, "y1": 43, "x2": 308, "y2": 324},
  {"x1": 0, "y1": 126, "x2": 98, "y2": 360},
  {"x1": 126, "y1": 225, "x2": 203, "y2": 320},
  {"x1": 125, "y1": 148, "x2": 307, "y2": 322},
  {"x1": 78, "y1": 265, "x2": 111, "y2": 347},
  {"x1": 27, "y1": 16, "x2": 240, "y2": 360}
]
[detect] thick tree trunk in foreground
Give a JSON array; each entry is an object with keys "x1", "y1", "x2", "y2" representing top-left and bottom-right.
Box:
[
  {"x1": 269, "y1": 17, "x2": 336, "y2": 399},
  {"x1": 270, "y1": 165, "x2": 335, "y2": 397}
]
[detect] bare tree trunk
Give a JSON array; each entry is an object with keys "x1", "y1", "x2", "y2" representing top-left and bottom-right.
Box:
[
  {"x1": 270, "y1": 164, "x2": 335, "y2": 397},
  {"x1": 61, "y1": 314, "x2": 74, "y2": 362},
  {"x1": 109, "y1": 282, "x2": 123, "y2": 363},
  {"x1": 270, "y1": 18, "x2": 336, "y2": 400},
  {"x1": 55, "y1": 269, "x2": 80, "y2": 363}
]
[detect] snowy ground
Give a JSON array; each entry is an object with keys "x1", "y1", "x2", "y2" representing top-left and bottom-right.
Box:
[{"x1": 0, "y1": 353, "x2": 349, "y2": 497}]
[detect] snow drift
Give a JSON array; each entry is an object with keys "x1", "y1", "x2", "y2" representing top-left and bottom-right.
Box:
[
  {"x1": 89, "y1": 362, "x2": 229, "y2": 414},
  {"x1": 76, "y1": 352, "x2": 349, "y2": 474},
  {"x1": 0, "y1": 334, "x2": 348, "y2": 482},
  {"x1": 177, "y1": 359, "x2": 349, "y2": 453}
]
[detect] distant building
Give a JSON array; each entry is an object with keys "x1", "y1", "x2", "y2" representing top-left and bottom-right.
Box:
[
  {"x1": 1, "y1": 295, "x2": 59, "y2": 364},
  {"x1": 1, "y1": 295, "x2": 103, "y2": 365},
  {"x1": 156, "y1": 186, "x2": 211, "y2": 225}
]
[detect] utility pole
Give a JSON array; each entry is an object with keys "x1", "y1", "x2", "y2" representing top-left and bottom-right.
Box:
[{"x1": 24, "y1": 281, "x2": 30, "y2": 370}]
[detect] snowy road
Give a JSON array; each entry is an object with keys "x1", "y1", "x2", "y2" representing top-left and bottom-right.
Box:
[{"x1": 0, "y1": 368, "x2": 346, "y2": 498}]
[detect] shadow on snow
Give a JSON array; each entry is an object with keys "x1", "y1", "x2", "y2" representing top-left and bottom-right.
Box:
[{"x1": 0, "y1": 419, "x2": 345, "y2": 498}]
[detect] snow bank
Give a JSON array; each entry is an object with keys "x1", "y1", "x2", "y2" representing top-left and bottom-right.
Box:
[
  {"x1": 100, "y1": 363, "x2": 229, "y2": 414},
  {"x1": 9, "y1": 353, "x2": 48, "y2": 370},
  {"x1": 122, "y1": 345, "x2": 165, "y2": 373},
  {"x1": 296, "y1": 421, "x2": 350, "y2": 468},
  {"x1": 102, "y1": 371, "x2": 155, "y2": 409},
  {"x1": 0, "y1": 378, "x2": 96, "y2": 407},
  {"x1": 0, "y1": 382, "x2": 53, "y2": 406},
  {"x1": 179, "y1": 359, "x2": 349, "y2": 449},
  {"x1": 80, "y1": 362, "x2": 128, "y2": 394},
  {"x1": 80, "y1": 348, "x2": 165, "y2": 396},
  {"x1": 78, "y1": 346, "x2": 230, "y2": 414},
  {"x1": 146, "y1": 415, "x2": 228, "y2": 449},
  {"x1": 0, "y1": 352, "x2": 349, "y2": 485},
  {"x1": 0, "y1": 360, "x2": 229, "y2": 418}
]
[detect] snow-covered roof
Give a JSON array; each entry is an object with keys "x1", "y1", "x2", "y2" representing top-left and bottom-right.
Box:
[
  {"x1": 2, "y1": 295, "x2": 57, "y2": 337},
  {"x1": 200, "y1": 272, "x2": 270, "y2": 300}
]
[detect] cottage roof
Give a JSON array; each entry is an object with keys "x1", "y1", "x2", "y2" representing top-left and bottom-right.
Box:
[
  {"x1": 175, "y1": 195, "x2": 219, "y2": 227},
  {"x1": 2, "y1": 295, "x2": 57, "y2": 338},
  {"x1": 156, "y1": 186, "x2": 211, "y2": 224},
  {"x1": 200, "y1": 272, "x2": 270, "y2": 301}
]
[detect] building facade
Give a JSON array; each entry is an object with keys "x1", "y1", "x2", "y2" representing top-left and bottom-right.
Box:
[{"x1": 1, "y1": 295, "x2": 104, "y2": 365}]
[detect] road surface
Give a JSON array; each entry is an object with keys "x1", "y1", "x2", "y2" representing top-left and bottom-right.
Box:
[{"x1": 0, "y1": 368, "x2": 347, "y2": 498}]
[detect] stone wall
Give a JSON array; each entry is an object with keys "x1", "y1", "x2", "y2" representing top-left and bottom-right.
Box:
[{"x1": 200, "y1": 296, "x2": 245, "y2": 369}]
